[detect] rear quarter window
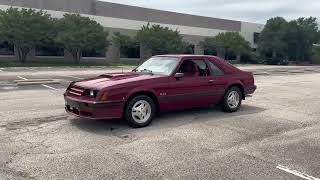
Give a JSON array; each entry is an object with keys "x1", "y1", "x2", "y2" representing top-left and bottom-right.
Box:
[{"x1": 207, "y1": 61, "x2": 225, "y2": 76}]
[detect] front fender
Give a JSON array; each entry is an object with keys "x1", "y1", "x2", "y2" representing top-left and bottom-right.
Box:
[{"x1": 125, "y1": 88, "x2": 158, "y2": 101}]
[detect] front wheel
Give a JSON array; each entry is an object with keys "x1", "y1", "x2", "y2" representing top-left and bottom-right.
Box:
[
  {"x1": 223, "y1": 87, "x2": 242, "y2": 112},
  {"x1": 124, "y1": 95, "x2": 156, "y2": 128}
]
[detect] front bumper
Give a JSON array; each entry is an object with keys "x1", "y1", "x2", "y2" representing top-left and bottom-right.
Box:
[{"x1": 64, "y1": 96, "x2": 125, "y2": 120}]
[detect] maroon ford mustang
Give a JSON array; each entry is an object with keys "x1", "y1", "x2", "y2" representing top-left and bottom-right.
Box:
[{"x1": 64, "y1": 55, "x2": 256, "y2": 128}]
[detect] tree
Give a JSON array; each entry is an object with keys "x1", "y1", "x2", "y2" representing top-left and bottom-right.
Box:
[
  {"x1": 137, "y1": 24, "x2": 187, "y2": 55},
  {"x1": 112, "y1": 32, "x2": 134, "y2": 46},
  {"x1": 202, "y1": 32, "x2": 251, "y2": 60},
  {"x1": 112, "y1": 32, "x2": 139, "y2": 58},
  {"x1": 258, "y1": 17, "x2": 288, "y2": 63},
  {"x1": 284, "y1": 17, "x2": 319, "y2": 62},
  {"x1": 201, "y1": 37, "x2": 217, "y2": 55},
  {"x1": 55, "y1": 14, "x2": 108, "y2": 63},
  {"x1": 259, "y1": 17, "x2": 319, "y2": 63},
  {"x1": 0, "y1": 8, "x2": 56, "y2": 63}
]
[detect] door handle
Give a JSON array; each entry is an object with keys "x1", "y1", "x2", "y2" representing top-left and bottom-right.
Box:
[{"x1": 209, "y1": 80, "x2": 215, "y2": 83}]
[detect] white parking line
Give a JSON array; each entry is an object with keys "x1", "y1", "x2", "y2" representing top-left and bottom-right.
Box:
[
  {"x1": 17, "y1": 75, "x2": 60, "y2": 91},
  {"x1": 0, "y1": 84, "x2": 17, "y2": 86},
  {"x1": 277, "y1": 165, "x2": 320, "y2": 180},
  {"x1": 41, "y1": 84, "x2": 59, "y2": 91},
  {"x1": 17, "y1": 76, "x2": 28, "y2": 80}
]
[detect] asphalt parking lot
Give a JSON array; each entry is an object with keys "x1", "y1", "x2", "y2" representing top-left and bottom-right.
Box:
[{"x1": 1, "y1": 65, "x2": 320, "y2": 179}]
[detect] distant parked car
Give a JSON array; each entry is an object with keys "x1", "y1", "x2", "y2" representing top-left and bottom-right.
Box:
[
  {"x1": 64, "y1": 55, "x2": 257, "y2": 128},
  {"x1": 264, "y1": 58, "x2": 289, "y2": 65}
]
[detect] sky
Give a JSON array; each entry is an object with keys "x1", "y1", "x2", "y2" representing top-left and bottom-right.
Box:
[{"x1": 101, "y1": 0, "x2": 320, "y2": 24}]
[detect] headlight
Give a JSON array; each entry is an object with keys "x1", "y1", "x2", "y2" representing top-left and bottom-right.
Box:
[
  {"x1": 90, "y1": 90, "x2": 95, "y2": 97},
  {"x1": 85, "y1": 89, "x2": 98, "y2": 98}
]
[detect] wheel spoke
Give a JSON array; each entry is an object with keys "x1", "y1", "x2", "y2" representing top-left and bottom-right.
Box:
[
  {"x1": 133, "y1": 105, "x2": 141, "y2": 112},
  {"x1": 131, "y1": 100, "x2": 152, "y2": 123},
  {"x1": 132, "y1": 111, "x2": 141, "y2": 119},
  {"x1": 227, "y1": 91, "x2": 240, "y2": 109}
]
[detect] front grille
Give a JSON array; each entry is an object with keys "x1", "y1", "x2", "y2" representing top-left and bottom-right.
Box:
[
  {"x1": 66, "y1": 105, "x2": 92, "y2": 117},
  {"x1": 68, "y1": 86, "x2": 85, "y2": 97}
]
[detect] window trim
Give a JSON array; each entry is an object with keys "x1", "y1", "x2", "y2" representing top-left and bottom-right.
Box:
[
  {"x1": 177, "y1": 58, "x2": 210, "y2": 78},
  {"x1": 206, "y1": 60, "x2": 225, "y2": 76}
]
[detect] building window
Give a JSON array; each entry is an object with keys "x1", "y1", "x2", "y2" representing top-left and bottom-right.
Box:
[
  {"x1": 36, "y1": 45, "x2": 64, "y2": 56},
  {"x1": 120, "y1": 44, "x2": 140, "y2": 59},
  {"x1": 82, "y1": 49, "x2": 105, "y2": 57},
  {"x1": 184, "y1": 44, "x2": 194, "y2": 54},
  {"x1": 0, "y1": 41, "x2": 14, "y2": 56},
  {"x1": 204, "y1": 47, "x2": 217, "y2": 56},
  {"x1": 254, "y1": 32, "x2": 260, "y2": 44}
]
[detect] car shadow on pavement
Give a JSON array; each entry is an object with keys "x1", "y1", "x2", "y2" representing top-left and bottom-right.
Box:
[
  {"x1": 150, "y1": 104, "x2": 266, "y2": 129},
  {"x1": 70, "y1": 104, "x2": 266, "y2": 135}
]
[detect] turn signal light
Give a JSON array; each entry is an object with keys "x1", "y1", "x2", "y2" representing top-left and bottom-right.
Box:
[{"x1": 100, "y1": 92, "x2": 109, "y2": 101}]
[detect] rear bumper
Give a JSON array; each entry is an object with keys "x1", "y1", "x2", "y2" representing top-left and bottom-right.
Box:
[{"x1": 64, "y1": 96, "x2": 125, "y2": 120}]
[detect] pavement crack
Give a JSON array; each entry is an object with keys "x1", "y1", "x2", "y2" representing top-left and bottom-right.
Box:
[
  {"x1": 0, "y1": 166, "x2": 35, "y2": 180},
  {"x1": 0, "y1": 152, "x2": 35, "y2": 180},
  {"x1": 3, "y1": 115, "x2": 69, "y2": 131}
]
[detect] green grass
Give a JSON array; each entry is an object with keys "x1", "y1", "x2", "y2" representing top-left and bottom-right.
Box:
[{"x1": 0, "y1": 61, "x2": 138, "y2": 68}]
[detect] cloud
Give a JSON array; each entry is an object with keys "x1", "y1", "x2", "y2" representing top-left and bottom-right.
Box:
[{"x1": 100, "y1": 0, "x2": 320, "y2": 24}]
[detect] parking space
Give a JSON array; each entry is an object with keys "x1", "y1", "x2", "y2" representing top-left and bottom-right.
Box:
[
  {"x1": 0, "y1": 67, "x2": 133, "y2": 92},
  {"x1": 1, "y1": 66, "x2": 320, "y2": 179},
  {"x1": 1, "y1": 65, "x2": 319, "y2": 93}
]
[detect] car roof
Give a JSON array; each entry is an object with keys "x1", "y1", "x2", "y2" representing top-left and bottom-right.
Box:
[{"x1": 155, "y1": 54, "x2": 220, "y2": 59}]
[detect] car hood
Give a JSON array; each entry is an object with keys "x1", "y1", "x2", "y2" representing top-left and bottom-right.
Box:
[{"x1": 73, "y1": 72, "x2": 165, "y2": 90}]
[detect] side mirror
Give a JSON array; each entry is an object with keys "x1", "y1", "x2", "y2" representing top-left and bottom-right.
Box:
[{"x1": 174, "y1": 73, "x2": 184, "y2": 79}]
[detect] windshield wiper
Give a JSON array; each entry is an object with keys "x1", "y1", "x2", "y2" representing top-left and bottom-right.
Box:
[{"x1": 140, "y1": 69, "x2": 153, "y2": 74}]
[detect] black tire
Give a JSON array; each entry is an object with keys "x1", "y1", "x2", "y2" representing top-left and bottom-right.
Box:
[
  {"x1": 124, "y1": 95, "x2": 156, "y2": 128},
  {"x1": 223, "y1": 86, "x2": 242, "y2": 112}
]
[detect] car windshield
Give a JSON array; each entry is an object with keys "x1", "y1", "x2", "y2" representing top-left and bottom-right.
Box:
[{"x1": 135, "y1": 57, "x2": 179, "y2": 75}]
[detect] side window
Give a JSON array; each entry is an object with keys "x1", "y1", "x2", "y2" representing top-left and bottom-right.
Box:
[
  {"x1": 208, "y1": 61, "x2": 225, "y2": 76},
  {"x1": 178, "y1": 59, "x2": 209, "y2": 77},
  {"x1": 192, "y1": 60, "x2": 210, "y2": 77}
]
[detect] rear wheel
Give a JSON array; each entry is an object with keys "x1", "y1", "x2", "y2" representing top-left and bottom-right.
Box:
[
  {"x1": 223, "y1": 86, "x2": 242, "y2": 112},
  {"x1": 125, "y1": 95, "x2": 155, "y2": 128}
]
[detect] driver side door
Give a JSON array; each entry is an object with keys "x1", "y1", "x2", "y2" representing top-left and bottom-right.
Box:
[{"x1": 160, "y1": 58, "x2": 217, "y2": 111}]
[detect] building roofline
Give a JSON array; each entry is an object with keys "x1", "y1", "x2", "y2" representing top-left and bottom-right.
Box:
[{"x1": 97, "y1": 0, "x2": 243, "y2": 24}]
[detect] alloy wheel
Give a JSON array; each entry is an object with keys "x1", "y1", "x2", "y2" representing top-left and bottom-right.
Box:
[
  {"x1": 131, "y1": 100, "x2": 152, "y2": 123},
  {"x1": 227, "y1": 91, "x2": 240, "y2": 109}
]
